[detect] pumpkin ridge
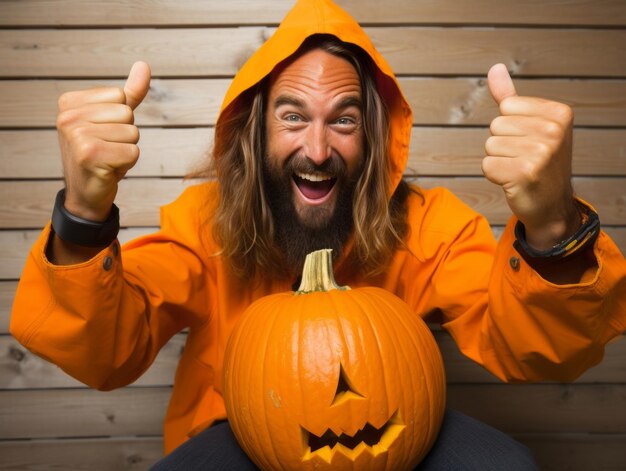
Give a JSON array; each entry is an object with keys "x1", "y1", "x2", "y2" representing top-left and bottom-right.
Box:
[
  {"x1": 379, "y1": 292, "x2": 445, "y2": 461},
  {"x1": 375, "y1": 292, "x2": 423, "y2": 461},
  {"x1": 352, "y1": 290, "x2": 393, "y2": 427},
  {"x1": 263, "y1": 298, "x2": 294, "y2": 469}
]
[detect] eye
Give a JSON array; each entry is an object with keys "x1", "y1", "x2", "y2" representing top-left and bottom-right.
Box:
[
  {"x1": 335, "y1": 117, "x2": 355, "y2": 126},
  {"x1": 284, "y1": 113, "x2": 303, "y2": 122}
]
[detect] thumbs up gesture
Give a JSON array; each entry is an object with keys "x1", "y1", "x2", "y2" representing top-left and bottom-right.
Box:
[
  {"x1": 56, "y1": 62, "x2": 151, "y2": 221},
  {"x1": 483, "y1": 63, "x2": 580, "y2": 251}
]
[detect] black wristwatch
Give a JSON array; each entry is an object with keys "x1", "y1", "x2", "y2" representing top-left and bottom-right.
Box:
[{"x1": 51, "y1": 189, "x2": 120, "y2": 247}]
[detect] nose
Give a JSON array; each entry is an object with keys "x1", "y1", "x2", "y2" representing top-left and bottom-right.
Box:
[{"x1": 303, "y1": 122, "x2": 331, "y2": 165}]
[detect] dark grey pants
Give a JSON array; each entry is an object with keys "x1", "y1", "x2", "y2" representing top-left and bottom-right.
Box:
[{"x1": 150, "y1": 409, "x2": 539, "y2": 470}]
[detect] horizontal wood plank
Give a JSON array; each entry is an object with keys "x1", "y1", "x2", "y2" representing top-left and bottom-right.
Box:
[
  {"x1": 2, "y1": 78, "x2": 626, "y2": 128},
  {"x1": 1, "y1": 434, "x2": 625, "y2": 471},
  {"x1": 2, "y1": 226, "x2": 625, "y2": 282},
  {"x1": 1, "y1": 384, "x2": 624, "y2": 439},
  {"x1": 514, "y1": 433, "x2": 626, "y2": 471},
  {"x1": 0, "y1": 437, "x2": 163, "y2": 471},
  {"x1": 0, "y1": 227, "x2": 155, "y2": 280},
  {"x1": 2, "y1": 332, "x2": 624, "y2": 389},
  {"x1": 0, "y1": 334, "x2": 182, "y2": 389},
  {"x1": 0, "y1": 128, "x2": 212, "y2": 179},
  {"x1": 0, "y1": 387, "x2": 170, "y2": 439},
  {"x1": 0, "y1": 282, "x2": 16, "y2": 333},
  {"x1": 3, "y1": 127, "x2": 626, "y2": 178},
  {"x1": 2, "y1": 0, "x2": 625, "y2": 26},
  {"x1": 2, "y1": 177, "x2": 623, "y2": 229},
  {"x1": 446, "y1": 384, "x2": 626, "y2": 434},
  {"x1": 3, "y1": 28, "x2": 626, "y2": 78}
]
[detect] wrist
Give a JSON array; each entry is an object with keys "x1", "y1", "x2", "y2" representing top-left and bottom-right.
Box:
[
  {"x1": 514, "y1": 198, "x2": 600, "y2": 261},
  {"x1": 523, "y1": 201, "x2": 580, "y2": 251},
  {"x1": 51, "y1": 189, "x2": 120, "y2": 247},
  {"x1": 63, "y1": 193, "x2": 113, "y2": 222}
]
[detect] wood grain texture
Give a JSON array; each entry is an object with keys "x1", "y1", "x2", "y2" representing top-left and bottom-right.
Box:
[
  {"x1": 2, "y1": 28, "x2": 625, "y2": 78},
  {"x1": 3, "y1": 177, "x2": 622, "y2": 229},
  {"x1": 0, "y1": 282, "x2": 16, "y2": 332},
  {"x1": 0, "y1": 387, "x2": 170, "y2": 439},
  {"x1": 3, "y1": 78, "x2": 626, "y2": 128},
  {"x1": 2, "y1": 0, "x2": 625, "y2": 466},
  {"x1": 1, "y1": 227, "x2": 624, "y2": 282},
  {"x1": 2, "y1": 332, "x2": 623, "y2": 388},
  {"x1": 2, "y1": 0, "x2": 625, "y2": 26},
  {"x1": 0, "y1": 437, "x2": 164, "y2": 471},
  {"x1": 1, "y1": 384, "x2": 624, "y2": 439},
  {"x1": 514, "y1": 433, "x2": 626, "y2": 471},
  {"x1": 446, "y1": 384, "x2": 626, "y2": 434},
  {"x1": 0, "y1": 434, "x2": 624, "y2": 471},
  {"x1": 0, "y1": 227, "x2": 155, "y2": 280},
  {"x1": 0, "y1": 334, "x2": 182, "y2": 389},
  {"x1": 3, "y1": 127, "x2": 625, "y2": 178}
]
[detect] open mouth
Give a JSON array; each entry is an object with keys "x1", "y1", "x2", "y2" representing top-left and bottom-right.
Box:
[
  {"x1": 293, "y1": 171, "x2": 337, "y2": 201},
  {"x1": 301, "y1": 410, "x2": 404, "y2": 462}
]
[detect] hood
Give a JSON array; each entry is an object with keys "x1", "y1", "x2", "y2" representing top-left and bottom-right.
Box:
[{"x1": 218, "y1": 0, "x2": 413, "y2": 195}]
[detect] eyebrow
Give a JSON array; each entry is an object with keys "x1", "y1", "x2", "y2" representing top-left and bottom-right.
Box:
[
  {"x1": 273, "y1": 94, "x2": 363, "y2": 112},
  {"x1": 274, "y1": 94, "x2": 305, "y2": 110}
]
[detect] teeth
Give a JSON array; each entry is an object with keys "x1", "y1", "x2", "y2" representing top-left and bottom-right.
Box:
[{"x1": 295, "y1": 171, "x2": 333, "y2": 182}]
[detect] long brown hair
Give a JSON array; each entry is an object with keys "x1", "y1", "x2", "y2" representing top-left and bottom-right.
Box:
[{"x1": 191, "y1": 35, "x2": 411, "y2": 280}]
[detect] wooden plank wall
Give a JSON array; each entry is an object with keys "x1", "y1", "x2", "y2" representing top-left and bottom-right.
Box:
[{"x1": 1, "y1": 0, "x2": 625, "y2": 469}]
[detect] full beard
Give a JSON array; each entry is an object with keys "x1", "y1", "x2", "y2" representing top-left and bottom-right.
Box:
[{"x1": 263, "y1": 153, "x2": 360, "y2": 277}]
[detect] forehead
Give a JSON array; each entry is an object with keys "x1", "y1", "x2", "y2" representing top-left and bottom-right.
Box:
[{"x1": 268, "y1": 48, "x2": 361, "y2": 100}]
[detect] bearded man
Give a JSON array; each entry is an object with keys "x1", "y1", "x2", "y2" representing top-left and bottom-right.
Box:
[{"x1": 10, "y1": 0, "x2": 626, "y2": 469}]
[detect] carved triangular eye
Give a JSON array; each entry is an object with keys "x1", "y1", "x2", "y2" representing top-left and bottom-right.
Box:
[{"x1": 331, "y1": 364, "x2": 365, "y2": 406}]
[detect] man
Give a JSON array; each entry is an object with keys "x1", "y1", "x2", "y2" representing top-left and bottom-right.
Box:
[{"x1": 10, "y1": 0, "x2": 626, "y2": 469}]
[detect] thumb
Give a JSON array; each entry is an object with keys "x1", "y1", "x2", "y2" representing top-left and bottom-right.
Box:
[
  {"x1": 124, "y1": 61, "x2": 151, "y2": 110},
  {"x1": 487, "y1": 63, "x2": 517, "y2": 105}
]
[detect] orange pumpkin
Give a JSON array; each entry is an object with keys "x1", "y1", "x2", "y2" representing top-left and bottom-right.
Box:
[{"x1": 223, "y1": 249, "x2": 446, "y2": 470}]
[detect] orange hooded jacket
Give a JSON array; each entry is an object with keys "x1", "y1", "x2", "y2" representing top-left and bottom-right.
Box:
[{"x1": 10, "y1": 0, "x2": 626, "y2": 455}]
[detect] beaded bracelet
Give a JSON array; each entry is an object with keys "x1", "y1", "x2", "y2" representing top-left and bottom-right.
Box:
[{"x1": 513, "y1": 200, "x2": 600, "y2": 260}]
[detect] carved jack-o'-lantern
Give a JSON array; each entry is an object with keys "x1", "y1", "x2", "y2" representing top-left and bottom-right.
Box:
[{"x1": 223, "y1": 249, "x2": 446, "y2": 470}]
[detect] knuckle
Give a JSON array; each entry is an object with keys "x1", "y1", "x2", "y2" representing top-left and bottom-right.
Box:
[
  {"x1": 130, "y1": 144, "x2": 140, "y2": 160},
  {"x1": 541, "y1": 120, "x2": 562, "y2": 139},
  {"x1": 519, "y1": 160, "x2": 541, "y2": 185},
  {"x1": 122, "y1": 104, "x2": 135, "y2": 123},
  {"x1": 130, "y1": 126, "x2": 140, "y2": 144},
  {"x1": 111, "y1": 87, "x2": 126, "y2": 104},
  {"x1": 554, "y1": 102, "x2": 574, "y2": 123},
  {"x1": 75, "y1": 139, "x2": 99, "y2": 162},
  {"x1": 533, "y1": 141, "x2": 553, "y2": 158},
  {"x1": 57, "y1": 92, "x2": 72, "y2": 111},
  {"x1": 489, "y1": 116, "x2": 504, "y2": 134},
  {"x1": 56, "y1": 109, "x2": 77, "y2": 130}
]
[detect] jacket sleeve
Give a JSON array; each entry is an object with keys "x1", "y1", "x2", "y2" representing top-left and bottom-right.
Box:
[
  {"x1": 416, "y1": 191, "x2": 626, "y2": 383},
  {"x1": 9, "y1": 186, "x2": 213, "y2": 390},
  {"x1": 441, "y1": 217, "x2": 626, "y2": 383}
]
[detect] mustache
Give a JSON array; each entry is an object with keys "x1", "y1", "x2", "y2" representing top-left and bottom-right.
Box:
[{"x1": 284, "y1": 154, "x2": 348, "y2": 179}]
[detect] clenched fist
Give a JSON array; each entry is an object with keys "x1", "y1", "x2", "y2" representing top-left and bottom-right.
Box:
[
  {"x1": 483, "y1": 63, "x2": 579, "y2": 251},
  {"x1": 56, "y1": 61, "x2": 151, "y2": 222}
]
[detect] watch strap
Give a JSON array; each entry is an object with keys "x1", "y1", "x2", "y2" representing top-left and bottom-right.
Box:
[{"x1": 51, "y1": 189, "x2": 120, "y2": 247}]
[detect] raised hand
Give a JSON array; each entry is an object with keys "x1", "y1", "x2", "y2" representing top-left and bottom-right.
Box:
[
  {"x1": 56, "y1": 61, "x2": 151, "y2": 221},
  {"x1": 483, "y1": 63, "x2": 579, "y2": 251}
]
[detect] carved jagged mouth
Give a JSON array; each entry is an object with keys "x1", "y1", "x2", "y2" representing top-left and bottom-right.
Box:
[{"x1": 301, "y1": 410, "x2": 404, "y2": 462}]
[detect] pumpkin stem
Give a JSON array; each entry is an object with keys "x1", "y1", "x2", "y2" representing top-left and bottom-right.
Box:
[{"x1": 296, "y1": 249, "x2": 350, "y2": 294}]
